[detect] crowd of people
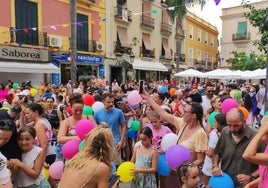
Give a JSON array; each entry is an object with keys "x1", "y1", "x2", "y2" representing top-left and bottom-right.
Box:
[{"x1": 0, "y1": 77, "x2": 267, "y2": 188}]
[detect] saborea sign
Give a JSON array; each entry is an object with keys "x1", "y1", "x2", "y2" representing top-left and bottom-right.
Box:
[{"x1": 0, "y1": 46, "x2": 49, "y2": 62}]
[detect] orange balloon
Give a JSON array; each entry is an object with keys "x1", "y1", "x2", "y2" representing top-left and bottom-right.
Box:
[
  {"x1": 239, "y1": 107, "x2": 249, "y2": 120},
  {"x1": 169, "y1": 88, "x2": 176, "y2": 96}
]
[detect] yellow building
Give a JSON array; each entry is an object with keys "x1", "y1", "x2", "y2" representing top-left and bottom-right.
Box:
[{"x1": 184, "y1": 11, "x2": 219, "y2": 72}]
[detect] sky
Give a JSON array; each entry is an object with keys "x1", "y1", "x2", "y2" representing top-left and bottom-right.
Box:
[{"x1": 189, "y1": 0, "x2": 263, "y2": 38}]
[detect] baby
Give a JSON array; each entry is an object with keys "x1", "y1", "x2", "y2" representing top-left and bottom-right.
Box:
[{"x1": 0, "y1": 130, "x2": 12, "y2": 188}]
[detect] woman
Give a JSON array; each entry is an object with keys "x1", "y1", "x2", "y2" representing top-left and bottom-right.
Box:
[
  {"x1": 57, "y1": 93, "x2": 96, "y2": 144},
  {"x1": 58, "y1": 123, "x2": 114, "y2": 188},
  {"x1": 144, "y1": 91, "x2": 208, "y2": 188}
]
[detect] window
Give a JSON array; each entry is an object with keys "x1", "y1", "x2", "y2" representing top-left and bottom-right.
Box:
[
  {"x1": 15, "y1": 0, "x2": 38, "y2": 45},
  {"x1": 188, "y1": 48, "x2": 194, "y2": 67},
  {"x1": 197, "y1": 29, "x2": 201, "y2": 42},
  {"x1": 189, "y1": 25, "x2": 193, "y2": 39},
  {"x1": 236, "y1": 22, "x2": 247, "y2": 39},
  {"x1": 211, "y1": 36, "x2": 214, "y2": 47},
  {"x1": 197, "y1": 51, "x2": 201, "y2": 61},
  {"x1": 203, "y1": 52, "x2": 208, "y2": 68},
  {"x1": 210, "y1": 54, "x2": 214, "y2": 68},
  {"x1": 204, "y1": 32, "x2": 208, "y2": 45},
  {"x1": 77, "y1": 13, "x2": 89, "y2": 51}
]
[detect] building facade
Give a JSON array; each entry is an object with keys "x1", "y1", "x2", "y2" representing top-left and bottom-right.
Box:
[{"x1": 220, "y1": 1, "x2": 267, "y2": 68}]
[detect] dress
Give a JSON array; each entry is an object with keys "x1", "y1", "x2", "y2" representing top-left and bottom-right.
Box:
[
  {"x1": 259, "y1": 146, "x2": 268, "y2": 188},
  {"x1": 131, "y1": 147, "x2": 157, "y2": 188}
]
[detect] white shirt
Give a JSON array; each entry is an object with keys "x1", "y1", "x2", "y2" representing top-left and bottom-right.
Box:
[{"x1": 0, "y1": 152, "x2": 11, "y2": 184}]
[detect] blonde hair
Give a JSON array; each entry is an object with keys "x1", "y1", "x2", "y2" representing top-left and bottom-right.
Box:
[{"x1": 66, "y1": 123, "x2": 114, "y2": 170}]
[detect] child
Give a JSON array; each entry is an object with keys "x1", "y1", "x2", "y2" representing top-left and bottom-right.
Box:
[
  {"x1": 131, "y1": 127, "x2": 158, "y2": 188},
  {"x1": 0, "y1": 130, "x2": 12, "y2": 188},
  {"x1": 177, "y1": 161, "x2": 201, "y2": 188},
  {"x1": 10, "y1": 126, "x2": 51, "y2": 188}
]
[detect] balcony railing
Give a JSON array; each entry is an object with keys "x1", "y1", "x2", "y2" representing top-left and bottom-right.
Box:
[
  {"x1": 232, "y1": 32, "x2": 251, "y2": 41},
  {"x1": 114, "y1": 6, "x2": 132, "y2": 23},
  {"x1": 140, "y1": 15, "x2": 155, "y2": 30},
  {"x1": 175, "y1": 29, "x2": 185, "y2": 39},
  {"x1": 160, "y1": 22, "x2": 172, "y2": 36},
  {"x1": 77, "y1": 38, "x2": 96, "y2": 52}
]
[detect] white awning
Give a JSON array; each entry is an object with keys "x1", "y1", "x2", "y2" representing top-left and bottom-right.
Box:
[
  {"x1": 133, "y1": 59, "x2": 168, "y2": 72},
  {"x1": 0, "y1": 62, "x2": 60, "y2": 73}
]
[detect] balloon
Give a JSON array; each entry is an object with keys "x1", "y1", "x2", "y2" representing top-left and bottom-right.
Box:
[
  {"x1": 30, "y1": 88, "x2": 38, "y2": 96},
  {"x1": 42, "y1": 168, "x2": 49, "y2": 180},
  {"x1": 131, "y1": 120, "x2": 140, "y2": 131},
  {"x1": 0, "y1": 106, "x2": 10, "y2": 111},
  {"x1": 169, "y1": 88, "x2": 176, "y2": 96},
  {"x1": 83, "y1": 106, "x2": 93, "y2": 115},
  {"x1": 209, "y1": 172, "x2": 235, "y2": 188},
  {"x1": 12, "y1": 83, "x2": 19, "y2": 89},
  {"x1": 75, "y1": 119, "x2": 95, "y2": 140},
  {"x1": 126, "y1": 90, "x2": 142, "y2": 105},
  {"x1": 239, "y1": 107, "x2": 249, "y2": 120},
  {"x1": 92, "y1": 101, "x2": 104, "y2": 113},
  {"x1": 49, "y1": 161, "x2": 65, "y2": 180},
  {"x1": 62, "y1": 92, "x2": 66, "y2": 96},
  {"x1": 66, "y1": 106, "x2": 72, "y2": 115},
  {"x1": 62, "y1": 139, "x2": 80, "y2": 160},
  {"x1": 221, "y1": 98, "x2": 238, "y2": 114},
  {"x1": 214, "y1": 0, "x2": 220, "y2": 5},
  {"x1": 166, "y1": 145, "x2": 191, "y2": 168},
  {"x1": 161, "y1": 86, "x2": 168, "y2": 93},
  {"x1": 265, "y1": 111, "x2": 268, "y2": 116},
  {"x1": 84, "y1": 94, "x2": 95, "y2": 106},
  {"x1": 208, "y1": 112, "x2": 220, "y2": 128},
  {"x1": 157, "y1": 153, "x2": 171, "y2": 176},
  {"x1": 161, "y1": 133, "x2": 178, "y2": 152},
  {"x1": 116, "y1": 162, "x2": 135, "y2": 182},
  {"x1": 79, "y1": 139, "x2": 85, "y2": 151},
  {"x1": 127, "y1": 129, "x2": 138, "y2": 139}
]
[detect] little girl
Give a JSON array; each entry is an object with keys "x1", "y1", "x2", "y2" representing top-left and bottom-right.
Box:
[
  {"x1": 131, "y1": 127, "x2": 158, "y2": 188},
  {"x1": 0, "y1": 130, "x2": 12, "y2": 188},
  {"x1": 177, "y1": 161, "x2": 201, "y2": 188},
  {"x1": 10, "y1": 126, "x2": 51, "y2": 188}
]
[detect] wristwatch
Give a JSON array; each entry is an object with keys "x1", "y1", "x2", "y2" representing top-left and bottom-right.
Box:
[{"x1": 249, "y1": 174, "x2": 255, "y2": 181}]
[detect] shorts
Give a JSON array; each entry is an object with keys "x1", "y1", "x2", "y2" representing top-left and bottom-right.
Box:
[{"x1": 20, "y1": 179, "x2": 51, "y2": 188}]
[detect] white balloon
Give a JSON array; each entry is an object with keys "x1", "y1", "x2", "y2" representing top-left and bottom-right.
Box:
[
  {"x1": 92, "y1": 101, "x2": 104, "y2": 113},
  {"x1": 161, "y1": 133, "x2": 178, "y2": 152}
]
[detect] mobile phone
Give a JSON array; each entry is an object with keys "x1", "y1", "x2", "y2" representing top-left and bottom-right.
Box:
[
  {"x1": 109, "y1": 175, "x2": 119, "y2": 188},
  {"x1": 139, "y1": 80, "x2": 144, "y2": 94}
]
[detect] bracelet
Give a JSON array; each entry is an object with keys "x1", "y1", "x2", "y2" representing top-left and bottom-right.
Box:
[{"x1": 212, "y1": 165, "x2": 218, "y2": 169}]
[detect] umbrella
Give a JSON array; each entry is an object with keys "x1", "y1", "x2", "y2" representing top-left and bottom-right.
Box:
[{"x1": 174, "y1": 69, "x2": 204, "y2": 77}]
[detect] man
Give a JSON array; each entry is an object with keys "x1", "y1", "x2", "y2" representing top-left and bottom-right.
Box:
[
  {"x1": 94, "y1": 93, "x2": 126, "y2": 165},
  {"x1": 212, "y1": 108, "x2": 265, "y2": 188}
]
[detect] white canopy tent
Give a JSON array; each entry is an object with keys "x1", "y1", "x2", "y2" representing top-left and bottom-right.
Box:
[{"x1": 174, "y1": 68, "x2": 204, "y2": 77}]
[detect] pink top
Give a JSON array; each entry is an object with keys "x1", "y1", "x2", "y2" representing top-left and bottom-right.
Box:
[
  {"x1": 0, "y1": 89, "x2": 8, "y2": 102},
  {"x1": 259, "y1": 146, "x2": 268, "y2": 188},
  {"x1": 148, "y1": 124, "x2": 172, "y2": 150}
]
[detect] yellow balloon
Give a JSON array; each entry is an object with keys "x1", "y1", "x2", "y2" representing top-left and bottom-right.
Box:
[
  {"x1": 30, "y1": 88, "x2": 38, "y2": 96},
  {"x1": 0, "y1": 107, "x2": 10, "y2": 111},
  {"x1": 116, "y1": 162, "x2": 135, "y2": 182},
  {"x1": 43, "y1": 168, "x2": 49, "y2": 180},
  {"x1": 62, "y1": 92, "x2": 67, "y2": 97}
]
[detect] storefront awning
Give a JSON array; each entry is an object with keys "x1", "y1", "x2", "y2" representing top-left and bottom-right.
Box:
[
  {"x1": 133, "y1": 59, "x2": 168, "y2": 72},
  {"x1": 162, "y1": 39, "x2": 172, "y2": 59},
  {"x1": 142, "y1": 33, "x2": 154, "y2": 51},
  {"x1": 117, "y1": 27, "x2": 130, "y2": 48},
  {"x1": 0, "y1": 62, "x2": 60, "y2": 73}
]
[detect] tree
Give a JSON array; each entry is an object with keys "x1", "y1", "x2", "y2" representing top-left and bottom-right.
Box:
[
  {"x1": 242, "y1": 1, "x2": 268, "y2": 53},
  {"x1": 226, "y1": 51, "x2": 266, "y2": 71}
]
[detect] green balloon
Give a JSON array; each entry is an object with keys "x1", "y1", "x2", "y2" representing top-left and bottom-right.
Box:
[
  {"x1": 265, "y1": 111, "x2": 268, "y2": 117},
  {"x1": 83, "y1": 106, "x2": 93, "y2": 115},
  {"x1": 79, "y1": 140, "x2": 85, "y2": 151},
  {"x1": 131, "y1": 120, "x2": 140, "y2": 131},
  {"x1": 12, "y1": 83, "x2": 19, "y2": 89},
  {"x1": 208, "y1": 111, "x2": 219, "y2": 128}
]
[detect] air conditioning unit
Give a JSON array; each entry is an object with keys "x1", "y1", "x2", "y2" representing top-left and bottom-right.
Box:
[
  {"x1": 96, "y1": 42, "x2": 105, "y2": 51},
  {"x1": 48, "y1": 36, "x2": 62, "y2": 48}
]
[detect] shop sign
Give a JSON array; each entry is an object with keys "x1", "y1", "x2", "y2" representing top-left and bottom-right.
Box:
[
  {"x1": 0, "y1": 46, "x2": 49, "y2": 62},
  {"x1": 77, "y1": 54, "x2": 103, "y2": 65}
]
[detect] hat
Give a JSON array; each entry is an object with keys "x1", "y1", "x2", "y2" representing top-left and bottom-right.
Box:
[
  {"x1": 11, "y1": 106, "x2": 22, "y2": 114},
  {"x1": 16, "y1": 90, "x2": 29, "y2": 96}
]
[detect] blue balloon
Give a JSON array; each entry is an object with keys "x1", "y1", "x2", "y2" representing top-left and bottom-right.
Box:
[
  {"x1": 127, "y1": 129, "x2": 138, "y2": 139},
  {"x1": 157, "y1": 153, "x2": 171, "y2": 176},
  {"x1": 209, "y1": 173, "x2": 235, "y2": 188},
  {"x1": 161, "y1": 86, "x2": 168, "y2": 93}
]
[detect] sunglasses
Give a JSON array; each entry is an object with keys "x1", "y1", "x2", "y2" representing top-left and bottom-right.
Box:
[{"x1": 207, "y1": 90, "x2": 214, "y2": 93}]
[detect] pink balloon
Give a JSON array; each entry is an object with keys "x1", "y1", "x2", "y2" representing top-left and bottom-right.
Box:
[
  {"x1": 62, "y1": 139, "x2": 80, "y2": 160},
  {"x1": 166, "y1": 145, "x2": 191, "y2": 168},
  {"x1": 221, "y1": 98, "x2": 239, "y2": 114},
  {"x1": 126, "y1": 90, "x2": 142, "y2": 105},
  {"x1": 49, "y1": 161, "x2": 64, "y2": 179},
  {"x1": 75, "y1": 119, "x2": 95, "y2": 140}
]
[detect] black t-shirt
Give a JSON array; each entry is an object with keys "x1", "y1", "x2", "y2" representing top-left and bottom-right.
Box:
[{"x1": 0, "y1": 110, "x2": 10, "y2": 120}]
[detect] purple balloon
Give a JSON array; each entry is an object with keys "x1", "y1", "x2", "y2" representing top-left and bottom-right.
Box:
[
  {"x1": 166, "y1": 145, "x2": 191, "y2": 168},
  {"x1": 214, "y1": 0, "x2": 220, "y2": 5}
]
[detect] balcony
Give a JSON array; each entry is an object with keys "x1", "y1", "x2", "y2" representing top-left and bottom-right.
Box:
[
  {"x1": 114, "y1": 41, "x2": 132, "y2": 55},
  {"x1": 77, "y1": 38, "x2": 96, "y2": 52},
  {"x1": 175, "y1": 29, "x2": 185, "y2": 39},
  {"x1": 140, "y1": 15, "x2": 155, "y2": 30},
  {"x1": 232, "y1": 32, "x2": 251, "y2": 42},
  {"x1": 77, "y1": 0, "x2": 95, "y2": 5},
  {"x1": 161, "y1": 0, "x2": 168, "y2": 7},
  {"x1": 160, "y1": 22, "x2": 172, "y2": 36},
  {"x1": 114, "y1": 6, "x2": 132, "y2": 23}
]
